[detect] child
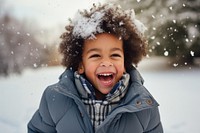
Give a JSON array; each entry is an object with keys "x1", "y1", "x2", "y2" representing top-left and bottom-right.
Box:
[{"x1": 28, "y1": 3, "x2": 163, "y2": 133}]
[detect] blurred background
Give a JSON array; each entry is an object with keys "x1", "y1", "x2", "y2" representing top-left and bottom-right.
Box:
[{"x1": 0, "y1": 0, "x2": 200, "y2": 132}]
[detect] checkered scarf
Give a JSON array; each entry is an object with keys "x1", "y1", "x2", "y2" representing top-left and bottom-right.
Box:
[{"x1": 74, "y1": 72, "x2": 130, "y2": 131}]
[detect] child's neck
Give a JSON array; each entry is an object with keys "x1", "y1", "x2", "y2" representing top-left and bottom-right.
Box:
[{"x1": 95, "y1": 90, "x2": 107, "y2": 100}]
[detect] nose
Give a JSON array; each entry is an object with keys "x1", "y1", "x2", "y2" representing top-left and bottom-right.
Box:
[{"x1": 100, "y1": 61, "x2": 113, "y2": 67}]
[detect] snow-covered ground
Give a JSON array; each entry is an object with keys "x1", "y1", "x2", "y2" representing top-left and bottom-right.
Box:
[{"x1": 0, "y1": 58, "x2": 200, "y2": 133}]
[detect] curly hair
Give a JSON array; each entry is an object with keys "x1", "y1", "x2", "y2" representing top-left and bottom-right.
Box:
[{"x1": 59, "y1": 3, "x2": 147, "y2": 71}]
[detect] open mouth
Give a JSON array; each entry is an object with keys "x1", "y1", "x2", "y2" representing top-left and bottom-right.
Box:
[{"x1": 97, "y1": 73, "x2": 114, "y2": 86}]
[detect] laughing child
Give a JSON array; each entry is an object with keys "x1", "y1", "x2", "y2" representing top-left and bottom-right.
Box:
[{"x1": 28, "y1": 3, "x2": 163, "y2": 133}]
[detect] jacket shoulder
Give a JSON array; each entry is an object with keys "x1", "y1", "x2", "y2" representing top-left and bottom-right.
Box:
[
  {"x1": 41, "y1": 83, "x2": 75, "y2": 124},
  {"x1": 127, "y1": 68, "x2": 159, "y2": 108},
  {"x1": 135, "y1": 107, "x2": 163, "y2": 132}
]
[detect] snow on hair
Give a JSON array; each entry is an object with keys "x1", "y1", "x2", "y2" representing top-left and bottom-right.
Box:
[
  {"x1": 72, "y1": 11, "x2": 105, "y2": 39},
  {"x1": 70, "y1": 3, "x2": 147, "y2": 39}
]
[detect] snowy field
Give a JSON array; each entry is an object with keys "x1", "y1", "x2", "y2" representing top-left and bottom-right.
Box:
[{"x1": 0, "y1": 58, "x2": 200, "y2": 133}]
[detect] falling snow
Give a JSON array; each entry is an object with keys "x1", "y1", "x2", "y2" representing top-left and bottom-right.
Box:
[
  {"x1": 190, "y1": 51, "x2": 194, "y2": 56},
  {"x1": 33, "y1": 63, "x2": 38, "y2": 68},
  {"x1": 26, "y1": 33, "x2": 30, "y2": 36},
  {"x1": 164, "y1": 51, "x2": 169, "y2": 56},
  {"x1": 173, "y1": 63, "x2": 178, "y2": 67},
  {"x1": 151, "y1": 36, "x2": 155, "y2": 40},
  {"x1": 156, "y1": 42, "x2": 160, "y2": 45}
]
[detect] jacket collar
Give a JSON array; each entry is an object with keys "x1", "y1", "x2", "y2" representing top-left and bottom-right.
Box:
[
  {"x1": 58, "y1": 69, "x2": 79, "y2": 97},
  {"x1": 57, "y1": 67, "x2": 159, "y2": 111},
  {"x1": 120, "y1": 67, "x2": 159, "y2": 110},
  {"x1": 74, "y1": 71, "x2": 130, "y2": 101},
  {"x1": 128, "y1": 66, "x2": 144, "y2": 85}
]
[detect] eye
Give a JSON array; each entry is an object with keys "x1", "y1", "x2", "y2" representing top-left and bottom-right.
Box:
[
  {"x1": 89, "y1": 54, "x2": 101, "y2": 58},
  {"x1": 111, "y1": 53, "x2": 122, "y2": 57}
]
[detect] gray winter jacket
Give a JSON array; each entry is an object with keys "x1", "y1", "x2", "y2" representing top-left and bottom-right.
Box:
[{"x1": 28, "y1": 68, "x2": 163, "y2": 133}]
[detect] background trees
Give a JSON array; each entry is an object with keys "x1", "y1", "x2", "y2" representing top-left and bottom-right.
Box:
[
  {"x1": 1, "y1": 0, "x2": 199, "y2": 76},
  {"x1": 109, "y1": 0, "x2": 200, "y2": 66},
  {"x1": 0, "y1": 1, "x2": 60, "y2": 76}
]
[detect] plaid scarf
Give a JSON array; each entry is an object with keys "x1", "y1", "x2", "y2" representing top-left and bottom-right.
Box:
[{"x1": 74, "y1": 72, "x2": 130, "y2": 131}]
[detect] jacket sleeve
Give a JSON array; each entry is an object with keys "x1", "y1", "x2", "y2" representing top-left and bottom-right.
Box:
[
  {"x1": 27, "y1": 88, "x2": 56, "y2": 133},
  {"x1": 144, "y1": 107, "x2": 163, "y2": 133}
]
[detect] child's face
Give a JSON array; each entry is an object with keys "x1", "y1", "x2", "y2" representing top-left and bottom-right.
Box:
[{"x1": 78, "y1": 33, "x2": 125, "y2": 99}]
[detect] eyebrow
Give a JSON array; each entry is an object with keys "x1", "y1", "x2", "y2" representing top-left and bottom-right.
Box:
[
  {"x1": 86, "y1": 48, "x2": 100, "y2": 54},
  {"x1": 110, "y1": 48, "x2": 123, "y2": 52},
  {"x1": 86, "y1": 47, "x2": 123, "y2": 54}
]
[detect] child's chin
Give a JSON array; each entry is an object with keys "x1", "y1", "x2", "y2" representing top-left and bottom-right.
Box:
[{"x1": 99, "y1": 88, "x2": 113, "y2": 95}]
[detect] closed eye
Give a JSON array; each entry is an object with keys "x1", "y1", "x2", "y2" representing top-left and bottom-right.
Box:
[
  {"x1": 89, "y1": 54, "x2": 101, "y2": 58},
  {"x1": 111, "y1": 54, "x2": 122, "y2": 57}
]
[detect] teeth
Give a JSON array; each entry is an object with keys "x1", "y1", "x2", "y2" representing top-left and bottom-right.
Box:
[{"x1": 98, "y1": 73, "x2": 112, "y2": 76}]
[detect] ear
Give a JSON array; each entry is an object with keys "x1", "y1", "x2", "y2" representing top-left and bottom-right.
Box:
[{"x1": 78, "y1": 63, "x2": 84, "y2": 74}]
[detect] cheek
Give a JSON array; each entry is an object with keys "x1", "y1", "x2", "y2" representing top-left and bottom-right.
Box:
[
  {"x1": 116, "y1": 61, "x2": 125, "y2": 72},
  {"x1": 84, "y1": 64, "x2": 98, "y2": 85},
  {"x1": 84, "y1": 63, "x2": 97, "y2": 77},
  {"x1": 84, "y1": 62, "x2": 96, "y2": 71},
  {"x1": 118, "y1": 66, "x2": 125, "y2": 76}
]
